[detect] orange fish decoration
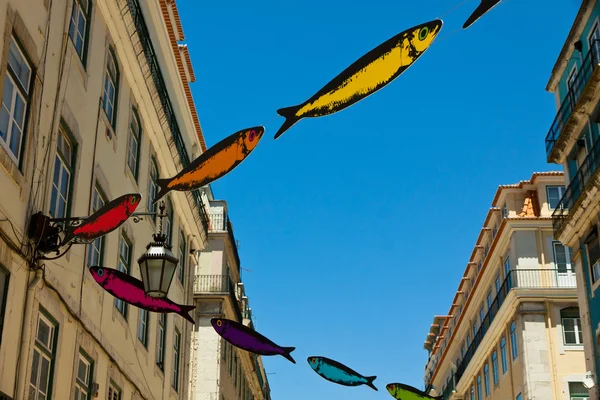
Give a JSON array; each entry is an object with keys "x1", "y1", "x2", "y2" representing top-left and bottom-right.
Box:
[{"x1": 153, "y1": 126, "x2": 264, "y2": 204}]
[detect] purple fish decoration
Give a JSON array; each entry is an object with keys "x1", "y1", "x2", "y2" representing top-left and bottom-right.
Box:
[
  {"x1": 89, "y1": 266, "x2": 195, "y2": 324},
  {"x1": 211, "y1": 317, "x2": 296, "y2": 363}
]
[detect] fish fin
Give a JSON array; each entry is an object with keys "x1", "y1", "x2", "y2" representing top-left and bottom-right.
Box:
[
  {"x1": 179, "y1": 304, "x2": 196, "y2": 325},
  {"x1": 280, "y1": 346, "x2": 296, "y2": 364},
  {"x1": 274, "y1": 106, "x2": 301, "y2": 139},
  {"x1": 152, "y1": 178, "x2": 172, "y2": 205},
  {"x1": 364, "y1": 376, "x2": 378, "y2": 391}
]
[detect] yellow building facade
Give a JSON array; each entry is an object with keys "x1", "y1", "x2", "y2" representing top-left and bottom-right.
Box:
[
  {"x1": 423, "y1": 172, "x2": 589, "y2": 400},
  {"x1": 0, "y1": 0, "x2": 212, "y2": 399}
]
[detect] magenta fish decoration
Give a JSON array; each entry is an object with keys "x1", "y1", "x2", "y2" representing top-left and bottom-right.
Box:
[
  {"x1": 89, "y1": 266, "x2": 195, "y2": 324},
  {"x1": 211, "y1": 317, "x2": 296, "y2": 363}
]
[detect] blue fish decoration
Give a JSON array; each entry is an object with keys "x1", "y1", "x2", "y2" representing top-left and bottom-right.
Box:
[{"x1": 307, "y1": 356, "x2": 377, "y2": 391}]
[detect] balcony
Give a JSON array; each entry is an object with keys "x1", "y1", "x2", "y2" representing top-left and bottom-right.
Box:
[
  {"x1": 552, "y1": 136, "x2": 600, "y2": 237},
  {"x1": 454, "y1": 269, "x2": 575, "y2": 385},
  {"x1": 208, "y1": 212, "x2": 241, "y2": 269},
  {"x1": 193, "y1": 274, "x2": 243, "y2": 322},
  {"x1": 124, "y1": 0, "x2": 210, "y2": 233},
  {"x1": 545, "y1": 40, "x2": 600, "y2": 163}
]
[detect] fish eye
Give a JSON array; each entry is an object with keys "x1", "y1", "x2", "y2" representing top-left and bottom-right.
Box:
[
  {"x1": 130, "y1": 197, "x2": 136, "y2": 205},
  {"x1": 249, "y1": 130, "x2": 256, "y2": 142},
  {"x1": 311, "y1": 358, "x2": 316, "y2": 364},
  {"x1": 419, "y1": 26, "x2": 429, "y2": 40},
  {"x1": 217, "y1": 320, "x2": 222, "y2": 327},
  {"x1": 97, "y1": 269, "x2": 104, "y2": 277}
]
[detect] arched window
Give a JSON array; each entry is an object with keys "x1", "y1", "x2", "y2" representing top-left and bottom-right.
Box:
[
  {"x1": 148, "y1": 157, "x2": 158, "y2": 213},
  {"x1": 561, "y1": 307, "x2": 582, "y2": 345},
  {"x1": 127, "y1": 107, "x2": 141, "y2": 179},
  {"x1": 102, "y1": 47, "x2": 119, "y2": 127}
]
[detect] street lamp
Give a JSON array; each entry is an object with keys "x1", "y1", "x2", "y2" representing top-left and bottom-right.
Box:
[{"x1": 137, "y1": 202, "x2": 179, "y2": 298}]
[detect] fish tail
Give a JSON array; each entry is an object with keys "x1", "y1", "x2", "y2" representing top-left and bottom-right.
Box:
[
  {"x1": 274, "y1": 106, "x2": 301, "y2": 139},
  {"x1": 364, "y1": 376, "x2": 378, "y2": 391},
  {"x1": 280, "y1": 346, "x2": 296, "y2": 364},
  {"x1": 179, "y1": 304, "x2": 196, "y2": 325},
  {"x1": 152, "y1": 178, "x2": 172, "y2": 205}
]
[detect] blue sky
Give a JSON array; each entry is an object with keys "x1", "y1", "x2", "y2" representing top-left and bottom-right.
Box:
[{"x1": 178, "y1": 0, "x2": 580, "y2": 398}]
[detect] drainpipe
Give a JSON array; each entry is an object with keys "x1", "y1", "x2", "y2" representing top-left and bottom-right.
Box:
[{"x1": 14, "y1": 268, "x2": 43, "y2": 399}]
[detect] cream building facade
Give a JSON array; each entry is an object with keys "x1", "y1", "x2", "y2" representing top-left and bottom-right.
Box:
[
  {"x1": 189, "y1": 193, "x2": 272, "y2": 400},
  {"x1": 423, "y1": 172, "x2": 589, "y2": 400},
  {"x1": 0, "y1": 0, "x2": 214, "y2": 399}
]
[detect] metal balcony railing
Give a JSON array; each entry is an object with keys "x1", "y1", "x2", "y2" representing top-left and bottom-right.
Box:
[
  {"x1": 545, "y1": 40, "x2": 600, "y2": 158},
  {"x1": 193, "y1": 275, "x2": 243, "y2": 322},
  {"x1": 552, "y1": 136, "x2": 600, "y2": 236},
  {"x1": 454, "y1": 269, "x2": 575, "y2": 385},
  {"x1": 208, "y1": 212, "x2": 241, "y2": 269},
  {"x1": 126, "y1": 0, "x2": 210, "y2": 234}
]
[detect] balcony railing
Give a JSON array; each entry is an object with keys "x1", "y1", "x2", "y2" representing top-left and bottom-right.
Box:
[
  {"x1": 454, "y1": 269, "x2": 575, "y2": 385},
  {"x1": 545, "y1": 40, "x2": 600, "y2": 159},
  {"x1": 126, "y1": 0, "x2": 210, "y2": 234},
  {"x1": 208, "y1": 212, "x2": 241, "y2": 269},
  {"x1": 552, "y1": 136, "x2": 600, "y2": 236},
  {"x1": 194, "y1": 274, "x2": 243, "y2": 322}
]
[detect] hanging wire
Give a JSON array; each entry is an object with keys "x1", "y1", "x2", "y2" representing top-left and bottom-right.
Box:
[{"x1": 436, "y1": 0, "x2": 475, "y2": 20}]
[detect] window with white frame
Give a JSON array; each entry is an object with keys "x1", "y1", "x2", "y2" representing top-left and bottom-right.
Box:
[
  {"x1": 137, "y1": 308, "x2": 148, "y2": 346},
  {"x1": 115, "y1": 235, "x2": 131, "y2": 317},
  {"x1": 0, "y1": 36, "x2": 32, "y2": 164},
  {"x1": 547, "y1": 186, "x2": 566, "y2": 210},
  {"x1": 171, "y1": 328, "x2": 181, "y2": 391},
  {"x1": 569, "y1": 382, "x2": 590, "y2": 400},
  {"x1": 29, "y1": 310, "x2": 58, "y2": 400},
  {"x1": 68, "y1": 0, "x2": 91, "y2": 61},
  {"x1": 561, "y1": 307, "x2": 583, "y2": 345},
  {"x1": 50, "y1": 124, "x2": 75, "y2": 219},
  {"x1": 156, "y1": 313, "x2": 166, "y2": 369},
  {"x1": 553, "y1": 241, "x2": 572, "y2": 273},
  {"x1": 510, "y1": 321, "x2": 518, "y2": 360},
  {"x1": 148, "y1": 158, "x2": 158, "y2": 214},
  {"x1": 127, "y1": 107, "x2": 141, "y2": 179},
  {"x1": 86, "y1": 184, "x2": 106, "y2": 266},
  {"x1": 107, "y1": 382, "x2": 121, "y2": 400},
  {"x1": 74, "y1": 350, "x2": 93, "y2": 400},
  {"x1": 102, "y1": 49, "x2": 119, "y2": 127}
]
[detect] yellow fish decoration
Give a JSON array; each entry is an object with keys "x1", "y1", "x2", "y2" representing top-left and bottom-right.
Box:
[{"x1": 274, "y1": 19, "x2": 443, "y2": 139}]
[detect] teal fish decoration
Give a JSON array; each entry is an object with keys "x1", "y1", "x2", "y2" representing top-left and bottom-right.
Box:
[{"x1": 307, "y1": 356, "x2": 377, "y2": 391}]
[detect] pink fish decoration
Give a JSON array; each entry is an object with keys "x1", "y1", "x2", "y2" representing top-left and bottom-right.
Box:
[{"x1": 89, "y1": 266, "x2": 195, "y2": 324}]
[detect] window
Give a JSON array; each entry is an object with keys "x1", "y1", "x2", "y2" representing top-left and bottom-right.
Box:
[
  {"x1": 0, "y1": 266, "x2": 9, "y2": 345},
  {"x1": 29, "y1": 310, "x2": 58, "y2": 400},
  {"x1": 473, "y1": 319, "x2": 478, "y2": 337},
  {"x1": 171, "y1": 329, "x2": 181, "y2": 391},
  {"x1": 586, "y1": 231, "x2": 600, "y2": 283},
  {"x1": 553, "y1": 242, "x2": 572, "y2": 273},
  {"x1": 148, "y1": 158, "x2": 158, "y2": 214},
  {"x1": 510, "y1": 321, "x2": 518, "y2": 360},
  {"x1": 516, "y1": 394, "x2": 522, "y2": 400},
  {"x1": 504, "y1": 256, "x2": 512, "y2": 289},
  {"x1": 547, "y1": 186, "x2": 565, "y2": 210},
  {"x1": 127, "y1": 108, "x2": 141, "y2": 179},
  {"x1": 50, "y1": 124, "x2": 76, "y2": 219},
  {"x1": 222, "y1": 337, "x2": 227, "y2": 360},
  {"x1": 102, "y1": 48, "x2": 119, "y2": 127},
  {"x1": 502, "y1": 203, "x2": 508, "y2": 219},
  {"x1": 487, "y1": 291, "x2": 492, "y2": 310},
  {"x1": 234, "y1": 354, "x2": 238, "y2": 386},
  {"x1": 478, "y1": 261, "x2": 482, "y2": 274},
  {"x1": 484, "y1": 364, "x2": 490, "y2": 396},
  {"x1": 500, "y1": 337, "x2": 508, "y2": 374},
  {"x1": 480, "y1": 305, "x2": 485, "y2": 326},
  {"x1": 137, "y1": 309, "x2": 148, "y2": 346},
  {"x1": 495, "y1": 274, "x2": 501, "y2": 294},
  {"x1": 492, "y1": 351, "x2": 499, "y2": 385},
  {"x1": 477, "y1": 375, "x2": 482, "y2": 400},
  {"x1": 484, "y1": 244, "x2": 490, "y2": 259},
  {"x1": 68, "y1": 0, "x2": 91, "y2": 61},
  {"x1": 569, "y1": 382, "x2": 590, "y2": 400},
  {"x1": 107, "y1": 382, "x2": 121, "y2": 400},
  {"x1": 561, "y1": 307, "x2": 583, "y2": 345},
  {"x1": 74, "y1": 350, "x2": 93, "y2": 400},
  {"x1": 115, "y1": 235, "x2": 131, "y2": 318},
  {"x1": 177, "y1": 230, "x2": 186, "y2": 284},
  {"x1": 461, "y1": 342, "x2": 466, "y2": 357},
  {"x1": 492, "y1": 225, "x2": 498, "y2": 239},
  {"x1": 467, "y1": 333, "x2": 471, "y2": 347},
  {"x1": 0, "y1": 36, "x2": 32, "y2": 165},
  {"x1": 86, "y1": 185, "x2": 106, "y2": 266},
  {"x1": 164, "y1": 199, "x2": 173, "y2": 244},
  {"x1": 470, "y1": 386, "x2": 475, "y2": 400},
  {"x1": 156, "y1": 313, "x2": 166, "y2": 369}
]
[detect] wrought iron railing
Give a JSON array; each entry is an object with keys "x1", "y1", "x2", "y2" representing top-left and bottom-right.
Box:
[
  {"x1": 126, "y1": 0, "x2": 209, "y2": 233},
  {"x1": 208, "y1": 212, "x2": 241, "y2": 269},
  {"x1": 552, "y1": 136, "x2": 600, "y2": 236},
  {"x1": 193, "y1": 274, "x2": 243, "y2": 322},
  {"x1": 545, "y1": 40, "x2": 600, "y2": 158},
  {"x1": 454, "y1": 269, "x2": 575, "y2": 385}
]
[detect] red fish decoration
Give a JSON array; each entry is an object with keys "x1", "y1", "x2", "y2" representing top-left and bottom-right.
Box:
[{"x1": 62, "y1": 193, "x2": 141, "y2": 245}]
